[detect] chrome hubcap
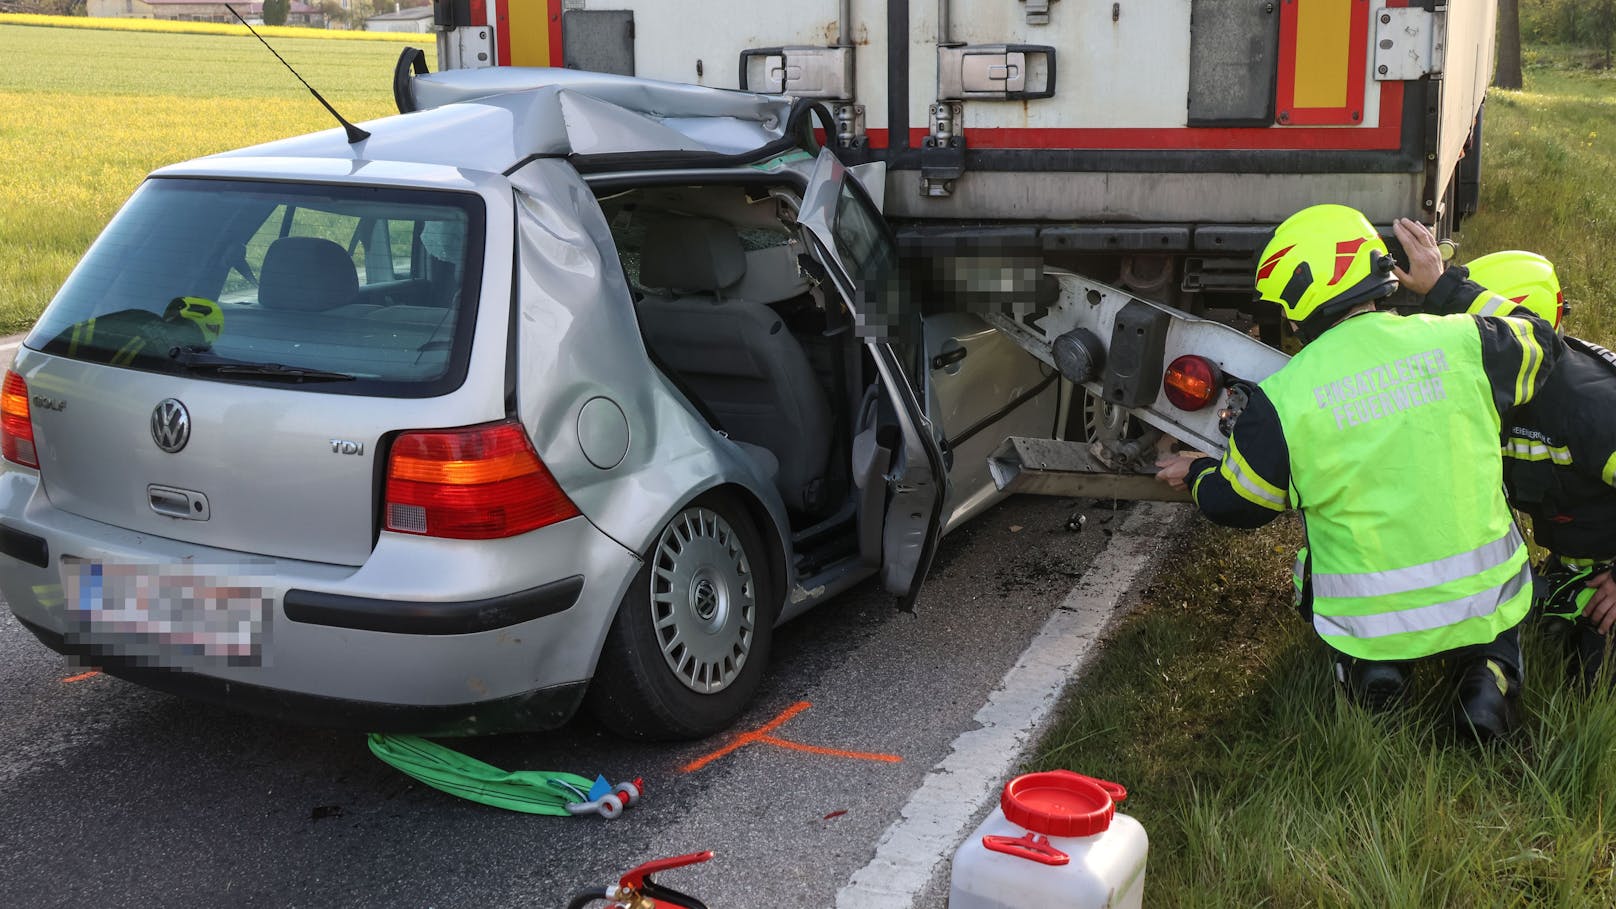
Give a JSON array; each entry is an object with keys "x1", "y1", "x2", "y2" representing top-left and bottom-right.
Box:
[{"x1": 650, "y1": 507, "x2": 756, "y2": 694}]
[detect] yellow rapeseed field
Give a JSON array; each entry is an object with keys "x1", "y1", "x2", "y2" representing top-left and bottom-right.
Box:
[
  {"x1": 0, "y1": 23, "x2": 433, "y2": 332},
  {"x1": 0, "y1": 12, "x2": 421, "y2": 42}
]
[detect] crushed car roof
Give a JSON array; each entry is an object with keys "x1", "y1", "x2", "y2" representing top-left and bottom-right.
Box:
[{"x1": 196, "y1": 68, "x2": 796, "y2": 175}]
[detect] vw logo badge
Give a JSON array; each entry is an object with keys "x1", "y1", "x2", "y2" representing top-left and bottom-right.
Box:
[
  {"x1": 151, "y1": 399, "x2": 190, "y2": 453},
  {"x1": 693, "y1": 578, "x2": 719, "y2": 620}
]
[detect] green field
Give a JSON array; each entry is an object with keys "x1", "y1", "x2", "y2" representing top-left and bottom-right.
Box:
[{"x1": 0, "y1": 24, "x2": 433, "y2": 333}]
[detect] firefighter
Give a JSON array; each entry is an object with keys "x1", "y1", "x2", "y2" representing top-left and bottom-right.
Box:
[
  {"x1": 1391, "y1": 222, "x2": 1616, "y2": 687},
  {"x1": 1155, "y1": 204, "x2": 1562, "y2": 741}
]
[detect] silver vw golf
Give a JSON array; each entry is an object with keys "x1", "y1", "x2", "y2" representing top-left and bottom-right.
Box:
[{"x1": 0, "y1": 68, "x2": 1063, "y2": 739}]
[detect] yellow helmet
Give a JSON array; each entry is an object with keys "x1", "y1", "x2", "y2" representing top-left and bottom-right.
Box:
[
  {"x1": 1254, "y1": 204, "x2": 1397, "y2": 338},
  {"x1": 1462, "y1": 250, "x2": 1563, "y2": 329},
  {"x1": 164, "y1": 296, "x2": 225, "y2": 345}
]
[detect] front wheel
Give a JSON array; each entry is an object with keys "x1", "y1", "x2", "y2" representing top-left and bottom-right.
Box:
[{"x1": 585, "y1": 494, "x2": 777, "y2": 741}]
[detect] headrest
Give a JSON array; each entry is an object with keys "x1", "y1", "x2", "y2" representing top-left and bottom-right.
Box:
[
  {"x1": 639, "y1": 218, "x2": 746, "y2": 293},
  {"x1": 731, "y1": 244, "x2": 811, "y2": 304},
  {"x1": 259, "y1": 237, "x2": 359, "y2": 312}
]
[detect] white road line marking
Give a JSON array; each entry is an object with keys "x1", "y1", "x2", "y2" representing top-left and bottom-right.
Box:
[{"x1": 834, "y1": 501, "x2": 1186, "y2": 908}]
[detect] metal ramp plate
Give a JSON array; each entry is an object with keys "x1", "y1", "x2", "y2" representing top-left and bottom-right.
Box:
[{"x1": 989, "y1": 437, "x2": 1191, "y2": 502}]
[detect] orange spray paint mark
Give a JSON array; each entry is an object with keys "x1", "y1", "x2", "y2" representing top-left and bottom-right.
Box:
[
  {"x1": 681, "y1": 701, "x2": 902, "y2": 774},
  {"x1": 61, "y1": 670, "x2": 101, "y2": 683}
]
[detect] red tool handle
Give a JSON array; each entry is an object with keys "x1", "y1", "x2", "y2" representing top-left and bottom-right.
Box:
[
  {"x1": 619, "y1": 851, "x2": 715, "y2": 889},
  {"x1": 982, "y1": 833, "x2": 1070, "y2": 866}
]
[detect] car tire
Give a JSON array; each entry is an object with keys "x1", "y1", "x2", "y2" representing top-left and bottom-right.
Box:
[{"x1": 585, "y1": 492, "x2": 778, "y2": 741}]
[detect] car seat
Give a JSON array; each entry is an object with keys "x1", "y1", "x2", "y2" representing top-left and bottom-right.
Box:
[
  {"x1": 636, "y1": 218, "x2": 834, "y2": 515},
  {"x1": 258, "y1": 236, "x2": 359, "y2": 312}
]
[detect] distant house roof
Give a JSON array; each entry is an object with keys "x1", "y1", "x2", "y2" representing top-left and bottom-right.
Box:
[{"x1": 366, "y1": 6, "x2": 434, "y2": 20}]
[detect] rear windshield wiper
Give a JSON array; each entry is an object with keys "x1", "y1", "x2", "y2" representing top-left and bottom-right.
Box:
[{"x1": 168, "y1": 346, "x2": 355, "y2": 382}]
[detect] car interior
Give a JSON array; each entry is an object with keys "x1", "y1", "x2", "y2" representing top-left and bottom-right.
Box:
[
  {"x1": 34, "y1": 184, "x2": 479, "y2": 387},
  {"x1": 597, "y1": 182, "x2": 897, "y2": 579},
  {"x1": 209, "y1": 220, "x2": 467, "y2": 381}
]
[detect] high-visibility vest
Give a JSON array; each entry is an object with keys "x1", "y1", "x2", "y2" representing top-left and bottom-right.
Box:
[{"x1": 1261, "y1": 311, "x2": 1532, "y2": 661}]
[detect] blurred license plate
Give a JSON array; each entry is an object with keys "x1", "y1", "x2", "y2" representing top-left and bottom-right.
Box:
[{"x1": 61, "y1": 558, "x2": 271, "y2": 666}]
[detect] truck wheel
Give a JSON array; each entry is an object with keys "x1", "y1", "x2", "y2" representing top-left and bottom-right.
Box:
[{"x1": 585, "y1": 494, "x2": 777, "y2": 741}]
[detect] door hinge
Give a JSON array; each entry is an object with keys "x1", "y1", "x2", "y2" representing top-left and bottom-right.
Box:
[
  {"x1": 835, "y1": 103, "x2": 867, "y2": 147},
  {"x1": 1373, "y1": 5, "x2": 1445, "y2": 80},
  {"x1": 921, "y1": 101, "x2": 965, "y2": 197},
  {"x1": 439, "y1": 23, "x2": 494, "y2": 69}
]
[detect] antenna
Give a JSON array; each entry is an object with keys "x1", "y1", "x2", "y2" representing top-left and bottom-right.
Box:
[{"x1": 226, "y1": 4, "x2": 371, "y2": 144}]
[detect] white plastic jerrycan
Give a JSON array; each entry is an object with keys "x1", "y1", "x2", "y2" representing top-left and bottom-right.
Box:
[{"x1": 949, "y1": 770, "x2": 1147, "y2": 909}]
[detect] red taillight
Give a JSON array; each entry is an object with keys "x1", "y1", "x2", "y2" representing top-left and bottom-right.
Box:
[
  {"x1": 1, "y1": 371, "x2": 38, "y2": 469},
  {"x1": 384, "y1": 420, "x2": 579, "y2": 540},
  {"x1": 1163, "y1": 356, "x2": 1223, "y2": 412},
  {"x1": 1555, "y1": 290, "x2": 1566, "y2": 330}
]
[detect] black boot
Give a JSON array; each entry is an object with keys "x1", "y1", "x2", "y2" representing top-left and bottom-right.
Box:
[
  {"x1": 1571, "y1": 623, "x2": 1608, "y2": 691},
  {"x1": 1454, "y1": 659, "x2": 1519, "y2": 743},
  {"x1": 1338, "y1": 659, "x2": 1409, "y2": 711}
]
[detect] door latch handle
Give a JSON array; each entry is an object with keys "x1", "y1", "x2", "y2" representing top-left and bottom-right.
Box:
[
  {"x1": 931, "y1": 346, "x2": 969, "y2": 370},
  {"x1": 148, "y1": 484, "x2": 210, "y2": 521}
]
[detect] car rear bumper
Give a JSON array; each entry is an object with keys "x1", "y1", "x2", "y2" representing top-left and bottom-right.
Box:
[
  {"x1": 282, "y1": 576, "x2": 585, "y2": 634},
  {"x1": 0, "y1": 470, "x2": 641, "y2": 729},
  {"x1": 15, "y1": 615, "x2": 590, "y2": 734}
]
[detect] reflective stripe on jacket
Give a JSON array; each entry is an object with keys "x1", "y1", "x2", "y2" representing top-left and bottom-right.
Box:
[
  {"x1": 1426, "y1": 267, "x2": 1616, "y2": 562},
  {"x1": 1259, "y1": 311, "x2": 1536, "y2": 660}
]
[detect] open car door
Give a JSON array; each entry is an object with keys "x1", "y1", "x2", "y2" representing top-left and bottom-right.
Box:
[{"x1": 797, "y1": 148, "x2": 947, "y2": 610}]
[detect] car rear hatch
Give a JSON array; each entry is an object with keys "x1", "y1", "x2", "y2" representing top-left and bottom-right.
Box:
[{"x1": 18, "y1": 176, "x2": 491, "y2": 567}]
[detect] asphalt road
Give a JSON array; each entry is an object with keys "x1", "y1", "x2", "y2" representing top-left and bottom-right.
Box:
[{"x1": 0, "y1": 494, "x2": 1135, "y2": 908}]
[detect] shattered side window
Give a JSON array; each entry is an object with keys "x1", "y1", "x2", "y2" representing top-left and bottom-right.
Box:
[
  {"x1": 738, "y1": 227, "x2": 789, "y2": 251},
  {"x1": 829, "y1": 180, "x2": 919, "y2": 373},
  {"x1": 608, "y1": 213, "x2": 648, "y2": 293},
  {"x1": 832, "y1": 183, "x2": 894, "y2": 286}
]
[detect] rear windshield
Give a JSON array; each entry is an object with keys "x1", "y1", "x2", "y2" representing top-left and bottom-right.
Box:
[{"x1": 28, "y1": 178, "x2": 486, "y2": 397}]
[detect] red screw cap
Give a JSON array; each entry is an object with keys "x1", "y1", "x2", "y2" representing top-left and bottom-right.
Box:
[{"x1": 1001, "y1": 770, "x2": 1127, "y2": 838}]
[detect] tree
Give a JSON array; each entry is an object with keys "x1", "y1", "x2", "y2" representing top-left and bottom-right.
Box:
[
  {"x1": 1594, "y1": 0, "x2": 1616, "y2": 69},
  {"x1": 35, "y1": 0, "x2": 88, "y2": 14},
  {"x1": 348, "y1": 0, "x2": 377, "y2": 27},
  {"x1": 318, "y1": 0, "x2": 348, "y2": 27},
  {"x1": 1496, "y1": 0, "x2": 1523, "y2": 89},
  {"x1": 316, "y1": 0, "x2": 375, "y2": 29},
  {"x1": 261, "y1": 0, "x2": 288, "y2": 26}
]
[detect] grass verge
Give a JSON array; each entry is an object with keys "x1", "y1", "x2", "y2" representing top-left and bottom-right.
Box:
[
  {"x1": 1031, "y1": 60, "x2": 1616, "y2": 907},
  {"x1": 1035, "y1": 515, "x2": 1616, "y2": 906},
  {"x1": 0, "y1": 12, "x2": 423, "y2": 41},
  {"x1": 1458, "y1": 66, "x2": 1616, "y2": 348},
  {"x1": 0, "y1": 24, "x2": 431, "y2": 333}
]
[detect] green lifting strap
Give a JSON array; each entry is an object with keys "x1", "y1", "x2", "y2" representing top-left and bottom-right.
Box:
[
  {"x1": 1540, "y1": 564, "x2": 1607, "y2": 623},
  {"x1": 368, "y1": 733, "x2": 597, "y2": 816}
]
